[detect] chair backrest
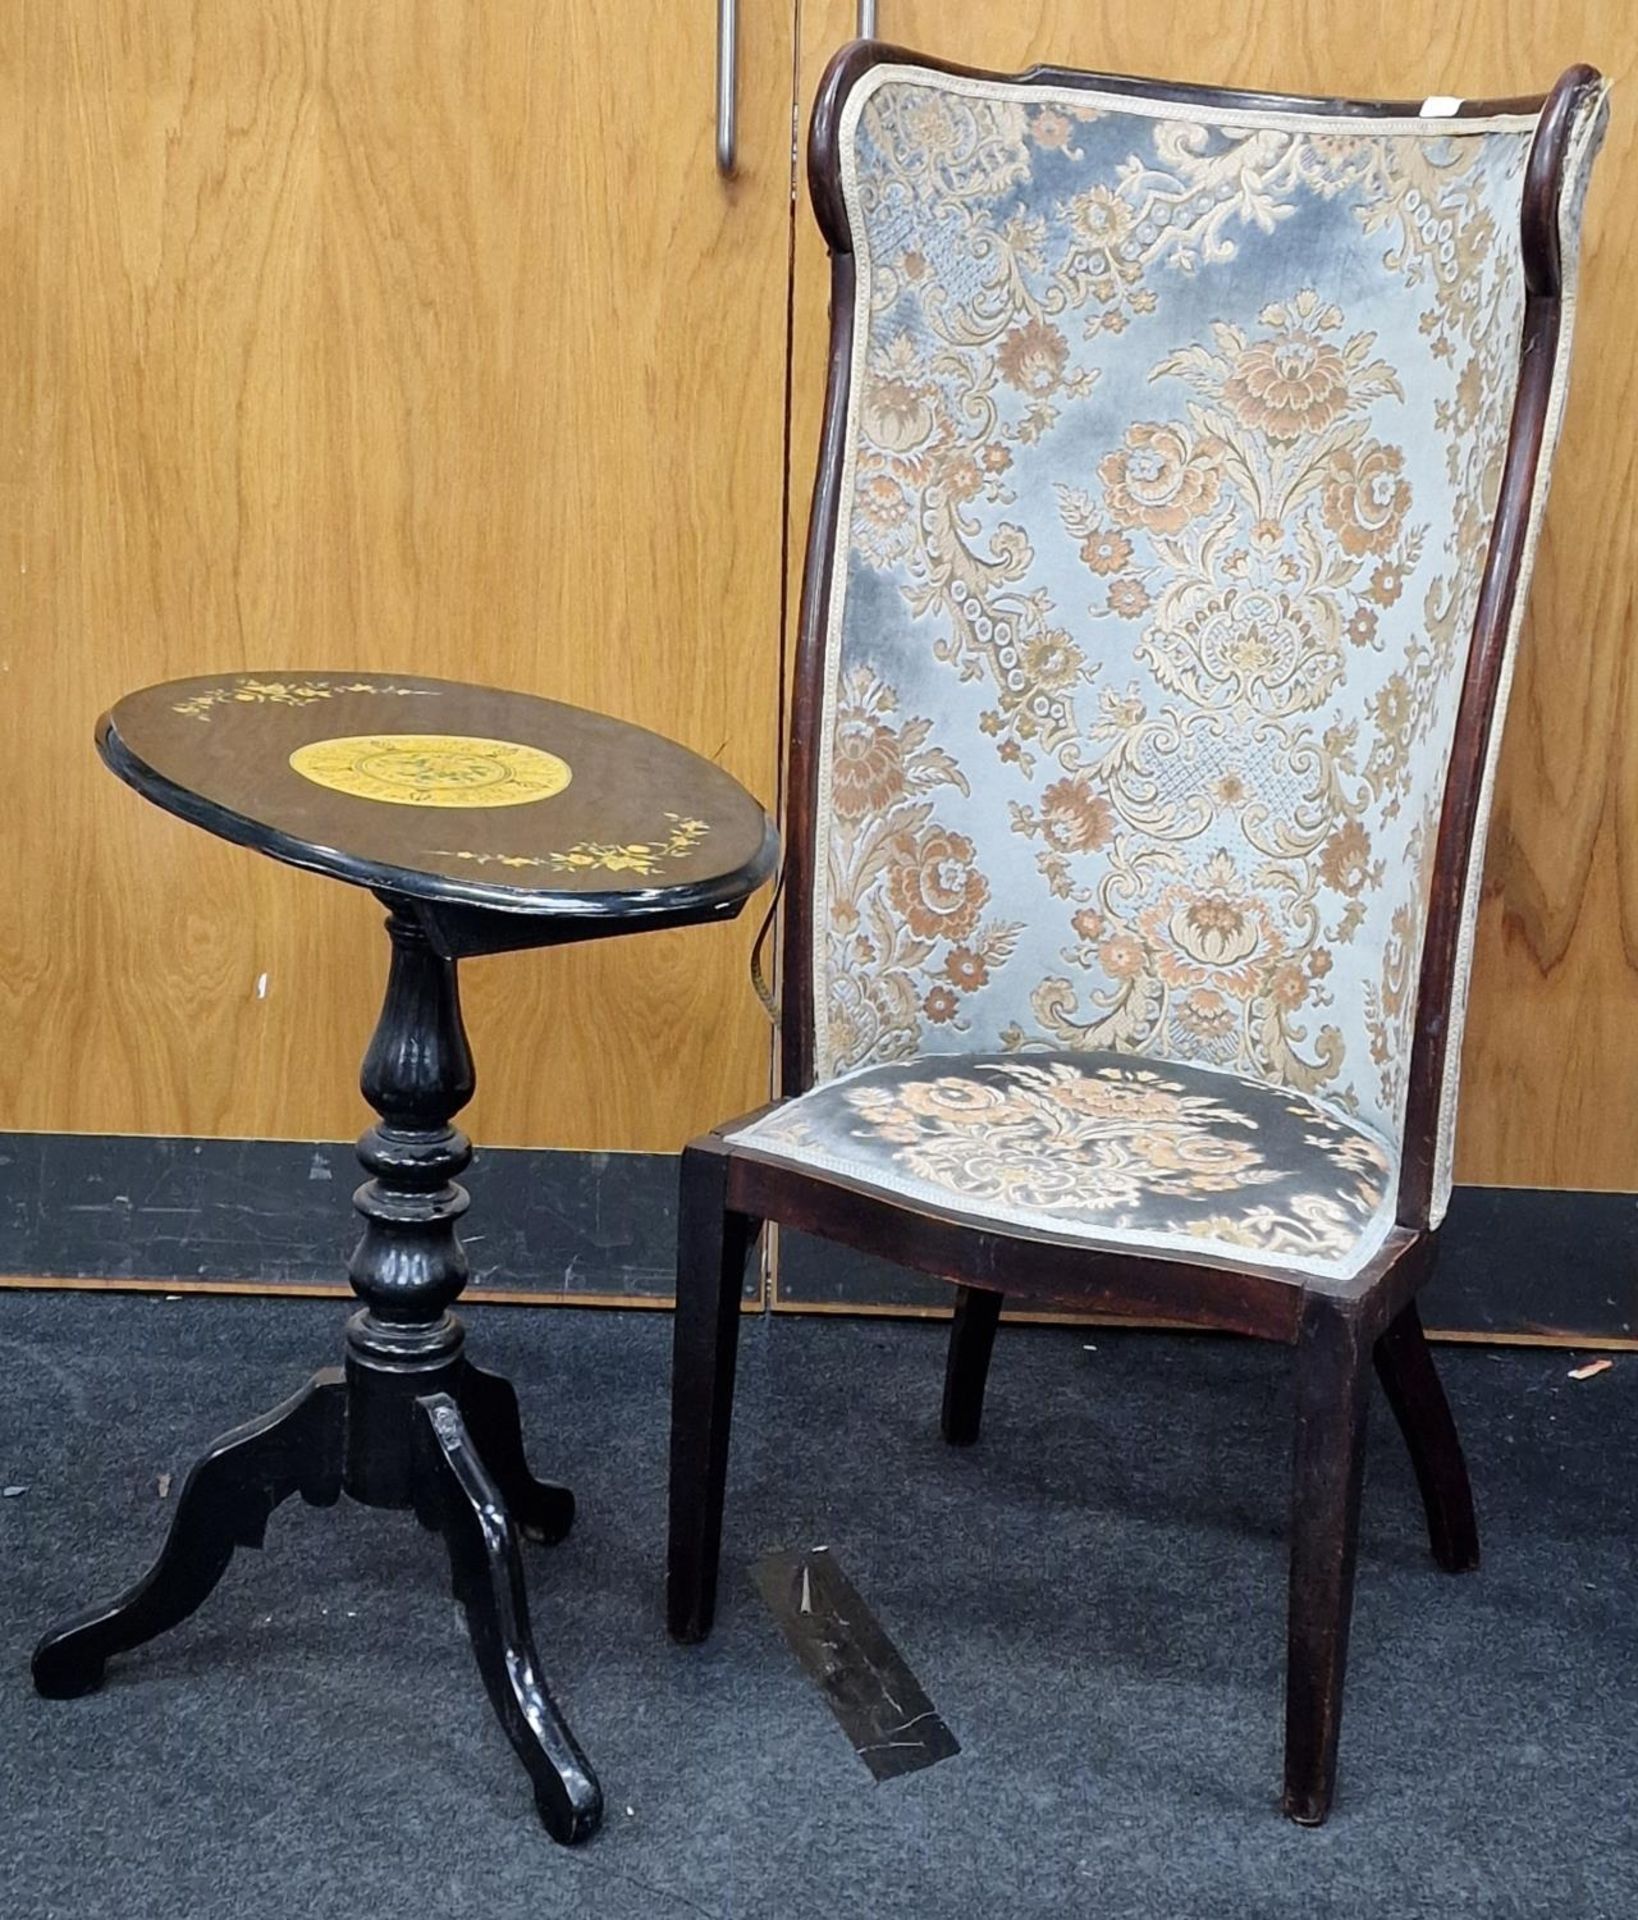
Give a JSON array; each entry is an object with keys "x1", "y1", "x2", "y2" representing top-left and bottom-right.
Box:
[{"x1": 782, "y1": 44, "x2": 1608, "y2": 1230}]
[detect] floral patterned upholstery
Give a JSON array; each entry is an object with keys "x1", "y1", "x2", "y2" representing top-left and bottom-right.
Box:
[
  {"x1": 798, "y1": 65, "x2": 1606, "y2": 1232},
  {"x1": 730, "y1": 1052, "x2": 1395, "y2": 1280}
]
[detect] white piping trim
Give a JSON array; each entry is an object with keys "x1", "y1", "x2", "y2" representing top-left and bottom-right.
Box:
[
  {"x1": 844, "y1": 64, "x2": 1540, "y2": 141},
  {"x1": 1429, "y1": 81, "x2": 1610, "y2": 1224}
]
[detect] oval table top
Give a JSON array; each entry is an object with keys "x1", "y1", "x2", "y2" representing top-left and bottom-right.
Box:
[{"x1": 98, "y1": 672, "x2": 778, "y2": 927}]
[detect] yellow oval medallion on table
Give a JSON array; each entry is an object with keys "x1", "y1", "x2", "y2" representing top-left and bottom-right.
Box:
[{"x1": 288, "y1": 734, "x2": 573, "y2": 809}]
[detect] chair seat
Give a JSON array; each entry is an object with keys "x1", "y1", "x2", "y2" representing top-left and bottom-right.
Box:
[{"x1": 728, "y1": 1052, "x2": 1399, "y2": 1283}]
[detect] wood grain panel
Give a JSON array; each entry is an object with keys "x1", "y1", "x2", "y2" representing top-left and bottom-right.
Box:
[
  {"x1": 0, "y1": 1, "x2": 792, "y2": 1151},
  {"x1": 791, "y1": 1, "x2": 1638, "y2": 1190}
]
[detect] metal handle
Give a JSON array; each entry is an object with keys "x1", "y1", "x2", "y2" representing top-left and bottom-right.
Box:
[
  {"x1": 716, "y1": 0, "x2": 737, "y2": 177},
  {"x1": 717, "y1": 0, "x2": 874, "y2": 178}
]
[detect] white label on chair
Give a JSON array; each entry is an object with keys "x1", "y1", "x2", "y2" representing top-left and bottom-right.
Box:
[{"x1": 1421, "y1": 96, "x2": 1464, "y2": 117}]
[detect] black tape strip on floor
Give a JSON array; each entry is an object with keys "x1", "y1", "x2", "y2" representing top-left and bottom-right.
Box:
[{"x1": 751, "y1": 1546, "x2": 961, "y2": 1783}]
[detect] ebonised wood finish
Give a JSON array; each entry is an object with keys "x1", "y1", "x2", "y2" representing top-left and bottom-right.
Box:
[
  {"x1": 671, "y1": 44, "x2": 1602, "y2": 1828},
  {"x1": 98, "y1": 672, "x2": 778, "y2": 943},
  {"x1": 37, "y1": 675, "x2": 775, "y2": 1843}
]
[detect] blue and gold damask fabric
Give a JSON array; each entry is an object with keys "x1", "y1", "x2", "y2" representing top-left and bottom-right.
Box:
[
  {"x1": 736, "y1": 1051, "x2": 1395, "y2": 1280},
  {"x1": 801, "y1": 73, "x2": 1592, "y2": 1187}
]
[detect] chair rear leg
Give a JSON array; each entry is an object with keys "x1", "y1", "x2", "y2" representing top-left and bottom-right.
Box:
[
  {"x1": 941, "y1": 1285, "x2": 1003, "y2": 1445},
  {"x1": 1373, "y1": 1298, "x2": 1479, "y2": 1573},
  {"x1": 667, "y1": 1139, "x2": 760, "y2": 1643},
  {"x1": 1284, "y1": 1296, "x2": 1371, "y2": 1825}
]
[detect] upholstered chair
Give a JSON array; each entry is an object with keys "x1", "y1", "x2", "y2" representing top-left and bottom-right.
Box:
[{"x1": 669, "y1": 44, "x2": 1608, "y2": 1823}]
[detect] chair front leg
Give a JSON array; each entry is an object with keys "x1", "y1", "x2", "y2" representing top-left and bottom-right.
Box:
[
  {"x1": 941, "y1": 1285, "x2": 1004, "y2": 1445},
  {"x1": 667, "y1": 1138, "x2": 761, "y2": 1643},
  {"x1": 1284, "y1": 1295, "x2": 1371, "y2": 1825},
  {"x1": 1373, "y1": 1298, "x2": 1479, "y2": 1573}
]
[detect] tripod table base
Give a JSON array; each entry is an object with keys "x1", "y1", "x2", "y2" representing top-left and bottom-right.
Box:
[{"x1": 32, "y1": 1345, "x2": 602, "y2": 1846}]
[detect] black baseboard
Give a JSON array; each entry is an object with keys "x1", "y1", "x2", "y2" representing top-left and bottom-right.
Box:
[
  {"x1": 0, "y1": 1133, "x2": 1632, "y2": 1343},
  {"x1": 0, "y1": 1133, "x2": 680, "y2": 1302}
]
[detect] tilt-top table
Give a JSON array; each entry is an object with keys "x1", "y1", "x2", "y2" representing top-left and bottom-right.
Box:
[{"x1": 30, "y1": 671, "x2": 777, "y2": 1845}]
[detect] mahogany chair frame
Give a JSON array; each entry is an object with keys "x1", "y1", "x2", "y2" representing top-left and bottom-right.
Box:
[{"x1": 668, "y1": 43, "x2": 1604, "y2": 1824}]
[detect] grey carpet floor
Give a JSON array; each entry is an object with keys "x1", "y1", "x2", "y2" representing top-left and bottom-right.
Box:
[{"x1": 0, "y1": 1292, "x2": 1633, "y2": 1920}]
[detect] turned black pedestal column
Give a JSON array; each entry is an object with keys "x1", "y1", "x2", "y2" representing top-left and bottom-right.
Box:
[{"x1": 32, "y1": 907, "x2": 603, "y2": 1845}]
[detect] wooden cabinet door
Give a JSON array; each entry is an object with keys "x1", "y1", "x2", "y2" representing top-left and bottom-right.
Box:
[
  {"x1": 789, "y1": 2, "x2": 1638, "y2": 1193},
  {"x1": 1, "y1": 1, "x2": 793, "y2": 1153}
]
